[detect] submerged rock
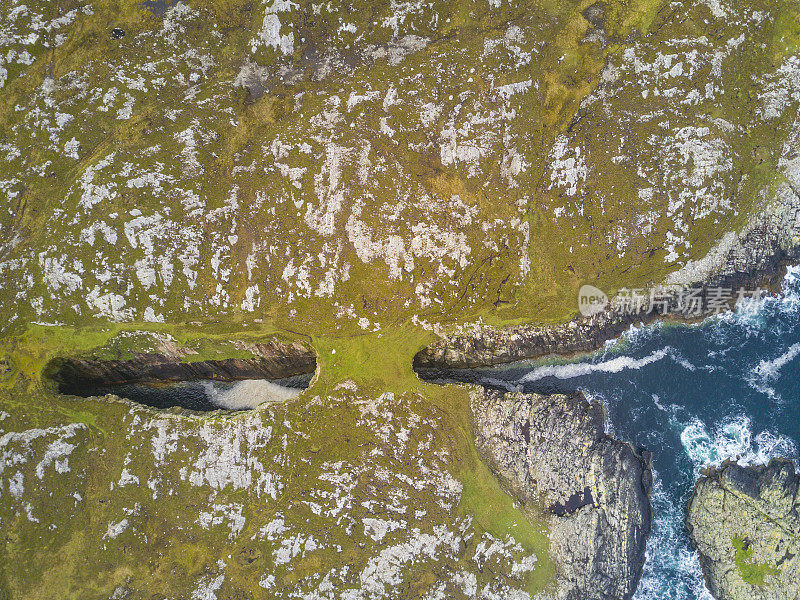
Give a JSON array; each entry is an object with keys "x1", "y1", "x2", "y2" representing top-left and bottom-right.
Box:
[
  {"x1": 687, "y1": 459, "x2": 800, "y2": 600},
  {"x1": 471, "y1": 388, "x2": 652, "y2": 600}
]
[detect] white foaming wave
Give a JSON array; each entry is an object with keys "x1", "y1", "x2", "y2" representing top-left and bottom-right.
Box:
[
  {"x1": 520, "y1": 347, "x2": 690, "y2": 383},
  {"x1": 783, "y1": 264, "x2": 800, "y2": 305},
  {"x1": 748, "y1": 379, "x2": 778, "y2": 400},
  {"x1": 757, "y1": 265, "x2": 800, "y2": 312},
  {"x1": 753, "y1": 342, "x2": 800, "y2": 380},
  {"x1": 632, "y1": 475, "x2": 714, "y2": 600},
  {"x1": 673, "y1": 355, "x2": 697, "y2": 372},
  {"x1": 680, "y1": 414, "x2": 796, "y2": 470},
  {"x1": 579, "y1": 388, "x2": 616, "y2": 436},
  {"x1": 604, "y1": 321, "x2": 660, "y2": 350},
  {"x1": 744, "y1": 342, "x2": 800, "y2": 399},
  {"x1": 716, "y1": 265, "x2": 800, "y2": 337},
  {"x1": 669, "y1": 414, "x2": 797, "y2": 599},
  {"x1": 203, "y1": 379, "x2": 301, "y2": 410}
]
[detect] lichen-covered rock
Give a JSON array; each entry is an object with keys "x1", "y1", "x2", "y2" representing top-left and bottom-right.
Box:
[
  {"x1": 470, "y1": 388, "x2": 652, "y2": 600},
  {"x1": 687, "y1": 459, "x2": 800, "y2": 600},
  {"x1": 2, "y1": 0, "x2": 800, "y2": 335},
  {"x1": 1, "y1": 0, "x2": 800, "y2": 596},
  {"x1": 416, "y1": 162, "x2": 800, "y2": 370}
]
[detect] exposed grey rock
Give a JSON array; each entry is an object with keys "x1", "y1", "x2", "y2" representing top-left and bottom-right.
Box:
[
  {"x1": 0, "y1": 383, "x2": 548, "y2": 598},
  {"x1": 470, "y1": 387, "x2": 652, "y2": 600},
  {"x1": 415, "y1": 309, "x2": 635, "y2": 370},
  {"x1": 687, "y1": 459, "x2": 800, "y2": 600},
  {"x1": 666, "y1": 181, "x2": 800, "y2": 289}
]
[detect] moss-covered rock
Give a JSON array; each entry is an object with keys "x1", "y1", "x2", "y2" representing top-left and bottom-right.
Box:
[
  {"x1": 2, "y1": 0, "x2": 799, "y2": 334},
  {"x1": 687, "y1": 459, "x2": 800, "y2": 600},
  {"x1": 0, "y1": 380, "x2": 555, "y2": 598}
]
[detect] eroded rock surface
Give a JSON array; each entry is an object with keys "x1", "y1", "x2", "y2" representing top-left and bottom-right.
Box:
[
  {"x1": 416, "y1": 178, "x2": 800, "y2": 371},
  {"x1": 2, "y1": 0, "x2": 800, "y2": 335},
  {"x1": 471, "y1": 388, "x2": 652, "y2": 600},
  {"x1": 415, "y1": 310, "x2": 635, "y2": 370},
  {"x1": 687, "y1": 459, "x2": 800, "y2": 600}
]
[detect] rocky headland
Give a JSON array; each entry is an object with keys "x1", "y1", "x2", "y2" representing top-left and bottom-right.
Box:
[
  {"x1": 687, "y1": 459, "x2": 800, "y2": 600},
  {"x1": 471, "y1": 387, "x2": 653, "y2": 600},
  {"x1": 416, "y1": 173, "x2": 800, "y2": 371},
  {"x1": 2, "y1": 0, "x2": 800, "y2": 597}
]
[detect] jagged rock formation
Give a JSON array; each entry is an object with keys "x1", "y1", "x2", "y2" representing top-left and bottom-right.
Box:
[
  {"x1": 687, "y1": 459, "x2": 800, "y2": 600},
  {"x1": 415, "y1": 310, "x2": 635, "y2": 370},
  {"x1": 665, "y1": 165, "x2": 800, "y2": 290},
  {"x1": 2, "y1": 0, "x2": 800, "y2": 597},
  {"x1": 471, "y1": 388, "x2": 652, "y2": 600}
]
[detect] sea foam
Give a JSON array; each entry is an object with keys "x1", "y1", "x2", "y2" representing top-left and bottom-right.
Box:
[
  {"x1": 203, "y1": 380, "x2": 301, "y2": 410},
  {"x1": 680, "y1": 415, "x2": 796, "y2": 470},
  {"x1": 753, "y1": 342, "x2": 800, "y2": 380},
  {"x1": 520, "y1": 347, "x2": 689, "y2": 383},
  {"x1": 632, "y1": 476, "x2": 714, "y2": 600}
]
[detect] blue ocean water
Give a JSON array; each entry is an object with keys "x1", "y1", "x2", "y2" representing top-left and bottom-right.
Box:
[{"x1": 458, "y1": 267, "x2": 800, "y2": 599}]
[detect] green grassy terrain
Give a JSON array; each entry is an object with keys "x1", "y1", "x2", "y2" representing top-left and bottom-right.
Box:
[{"x1": 732, "y1": 536, "x2": 782, "y2": 587}]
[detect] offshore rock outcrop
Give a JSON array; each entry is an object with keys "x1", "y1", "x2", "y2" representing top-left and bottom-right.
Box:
[
  {"x1": 471, "y1": 388, "x2": 652, "y2": 600},
  {"x1": 687, "y1": 459, "x2": 800, "y2": 600},
  {"x1": 412, "y1": 162, "x2": 800, "y2": 600},
  {"x1": 46, "y1": 339, "x2": 316, "y2": 390}
]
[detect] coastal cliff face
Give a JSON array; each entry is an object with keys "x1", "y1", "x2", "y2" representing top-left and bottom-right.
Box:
[
  {"x1": 416, "y1": 179, "x2": 800, "y2": 371},
  {"x1": 415, "y1": 310, "x2": 635, "y2": 370},
  {"x1": 471, "y1": 388, "x2": 652, "y2": 600},
  {"x1": 687, "y1": 460, "x2": 800, "y2": 600},
  {"x1": 2, "y1": 372, "x2": 658, "y2": 599}
]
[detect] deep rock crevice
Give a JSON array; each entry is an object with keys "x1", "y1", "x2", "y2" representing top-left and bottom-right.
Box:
[
  {"x1": 44, "y1": 340, "x2": 317, "y2": 391},
  {"x1": 413, "y1": 258, "x2": 796, "y2": 373},
  {"x1": 415, "y1": 181, "x2": 800, "y2": 373},
  {"x1": 44, "y1": 339, "x2": 317, "y2": 411}
]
